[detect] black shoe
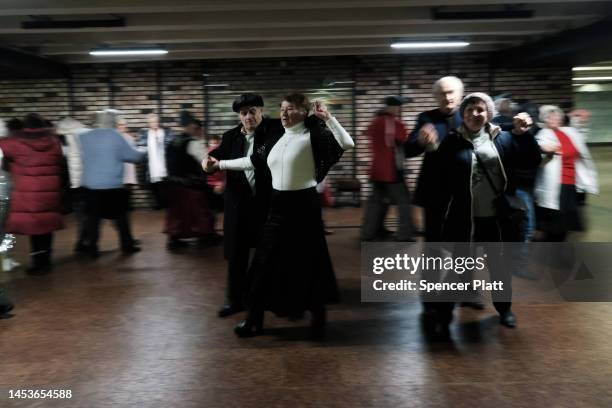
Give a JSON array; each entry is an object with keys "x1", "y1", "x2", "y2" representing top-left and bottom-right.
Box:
[
  {"x1": 500, "y1": 311, "x2": 517, "y2": 328},
  {"x1": 420, "y1": 310, "x2": 438, "y2": 338},
  {"x1": 167, "y1": 239, "x2": 188, "y2": 250},
  {"x1": 76, "y1": 244, "x2": 99, "y2": 259},
  {"x1": 234, "y1": 310, "x2": 264, "y2": 338},
  {"x1": 217, "y1": 304, "x2": 244, "y2": 318},
  {"x1": 460, "y1": 300, "x2": 485, "y2": 310},
  {"x1": 198, "y1": 233, "x2": 223, "y2": 247},
  {"x1": 310, "y1": 307, "x2": 327, "y2": 340},
  {"x1": 0, "y1": 292, "x2": 14, "y2": 315},
  {"x1": 121, "y1": 246, "x2": 141, "y2": 254},
  {"x1": 26, "y1": 264, "x2": 52, "y2": 276}
]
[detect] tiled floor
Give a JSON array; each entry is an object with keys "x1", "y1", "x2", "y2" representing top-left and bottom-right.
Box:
[{"x1": 1, "y1": 147, "x2": 612, "y2": 408}]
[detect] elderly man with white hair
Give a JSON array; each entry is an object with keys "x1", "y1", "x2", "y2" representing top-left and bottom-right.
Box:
[
  {"x1": 406, "y1": 75, "x2": 465, "y2": 242},
  {"x1": 79, "y1": 110, "x2": 145, "y2": 258}
]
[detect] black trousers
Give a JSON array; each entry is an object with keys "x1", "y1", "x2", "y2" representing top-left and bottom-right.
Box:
[
  {"x1": 226, "y1": 244, "x2": 251, "y2": 307},
  {"x1": 30, "y1": 233, "x2": 53, "y2": 268},
  {"x1": 72, "y1": 187, "x2": 88, "y2": 248},
  {"x1": 435, "y1": 217, "x2": 512, "y2": 324},
  {"x1": 150, "y1": 181, "x2": 168, "y2": 209},
  {"x1": 82, "y1": 188, "x2": 135, "y2": 251}
]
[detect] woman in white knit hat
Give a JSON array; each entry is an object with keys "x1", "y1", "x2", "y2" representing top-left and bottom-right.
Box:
[{"x1": 429, "y1": 92, "x2": 541, "y2": 332}]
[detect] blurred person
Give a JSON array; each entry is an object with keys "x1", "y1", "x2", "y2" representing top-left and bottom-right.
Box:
[
  {"x1": 79, "y1": 110, "x2": 144, "y2": 257},
  {"x1": 116, "y1": 118, "x2": 138, "y2": 187},
  {"x1": 0, "y1": 118, "x2": 22, "y2": 271},
  {"x1": 492, "y1": 95, "x2": 515, "y2": 132},
  {"x1": 493, "y1": 97, "x2": 540, "y2": 280},
  {"x1": 431, "y1": 92, "x2": 541, "y2": 333},
  {"x1": 137, "y1": 113, "x2": 173, "y2": 209},
  {"x1": 0, "y1": 113, "x2": 64, "y2": 275},
  {"x1": 56, "y1": 117, "x2": 90, "y2": 253},
  {"x1": 568, "y1": 109, "x2": 592, "y2": 140},
  {"x1": 0, "y1": 119, "x2": 16, "y2": 313},
  {"x1": 206, "y1": 93, "x2": 354, "y2": 339},
  {"x1": 164, "y1": 111, "x2": 217, "y2": 250},
  {"x1": 361, "y1": 96, "x2": 413, "y2": 242},
  {"x1": 207, "y1": 93, "x2": 280, "y2": 318},
  {"x1": 534, "y1": 105, "x2": 598, "y2": 241}
]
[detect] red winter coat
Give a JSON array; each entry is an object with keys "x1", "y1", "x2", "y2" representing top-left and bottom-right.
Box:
[
  {"x1": 0, "y1": 129, "x2": 64, "y2": 235},
  {"x1": 367, "y1": 111, "x2": 408, "y2": 182}
]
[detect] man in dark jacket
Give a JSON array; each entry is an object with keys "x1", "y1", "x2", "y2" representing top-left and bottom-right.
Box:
[
  {"x1": 405, "y1": 76, "x2": 464, "y2": 242},
  {"x1": 208, "y1": 93, "x2": 282, "y2": 317}
]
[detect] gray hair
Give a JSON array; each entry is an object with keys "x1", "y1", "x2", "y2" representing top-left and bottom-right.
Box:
[
  {"x1": 433, "y1": 76, "x2": 464, "y2": 94},
  {"x1": 460, "y1": 92, "x2": 496, "y2": 120},
  {"x1": 538, "y1": 105, "x2": 564, "y2": 125},
  {"x1": 95, "y1": 109, "x2": 123, "y2": 128}
]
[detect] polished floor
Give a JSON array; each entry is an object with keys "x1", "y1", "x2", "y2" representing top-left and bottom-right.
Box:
[{"x1": 2, "y1": 147, "x2": 612, "y2": 408}]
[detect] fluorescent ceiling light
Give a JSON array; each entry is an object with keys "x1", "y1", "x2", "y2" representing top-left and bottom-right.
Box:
[
  {"x1": 572, "y1": 76, "x2": 612, "y2": 81},
  {"x1": 391, "y1": 41, "x2": 470, "y2": 49},
  {"x1": 90, "y1": 49, "x2": 168, "y2": 56},
  {"x1": 573, "y1": 66, "x2": 612, "y2": 71}
]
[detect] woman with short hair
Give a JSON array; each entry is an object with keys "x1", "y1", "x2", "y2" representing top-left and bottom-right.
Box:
[{"x1": 534, "y1": 105, "x2": 598, "y2": 241}]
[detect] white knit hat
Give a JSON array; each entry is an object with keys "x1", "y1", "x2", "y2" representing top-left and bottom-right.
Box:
[{"x1": 460, "y1": 92, "x2": 496, "y2": 120}]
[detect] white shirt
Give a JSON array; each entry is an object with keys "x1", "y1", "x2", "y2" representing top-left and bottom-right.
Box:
[
  {"x1": 220, "y1": 116, "x2": 354, "y2": 191},
  {"x1": 466, "y1": 127, "x2": 505, "y2": 217},
  {"x1": 147, "y1": 128, "x2": 167, "y2": 182},
  {"x1": 122, "y1": 132, "x2": 138, "y2": 185},
  {"x1": 244, "y1": 131, "x2": 256, "y2": 192}
]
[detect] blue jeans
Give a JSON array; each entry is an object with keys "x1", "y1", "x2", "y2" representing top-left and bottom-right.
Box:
[
  {"x1": 513, "y1": 188, "x2": 536, "y2": 278},
  {"x1": 515, "y1": 188, "x2": 535, "y2": 242}
]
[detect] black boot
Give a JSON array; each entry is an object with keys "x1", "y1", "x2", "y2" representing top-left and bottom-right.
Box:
[
  {"x1": 0, "y1": 289, "x2": 14, "y2": 315},
  {"x1": 310, "y1": 306, "x2": 327, "y2": 340},
  {"x1": 234, "y1": 309, "x2": 264, "y2": 337}
]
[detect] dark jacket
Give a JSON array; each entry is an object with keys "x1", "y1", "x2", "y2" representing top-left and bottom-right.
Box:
[
  {"x1": 431, "y1": 125, "x2": 541, "y2": 242},
  {"x1": 0, "y1": 129, "x2": 64, "y2": 235},
  {"x1": 166, "y1": 134, "x2": 208, "y2": 189},
  {"x1": 405, "y1": 109, "x2": 462, "y2": 206},
  {"x1": 209, "y1": 117, "x2": 282, "y2": 258}
]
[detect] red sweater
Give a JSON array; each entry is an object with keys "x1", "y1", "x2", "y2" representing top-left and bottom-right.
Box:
[
  {"x1": 553, "y1": 129, "x2": 578, "y2": 185},
  {"x1": 0, "y1": 130, "x2": 64, "y2": 235},
  {"x1": 367, "y1": 112, "x2": 408, "y2": 182}
]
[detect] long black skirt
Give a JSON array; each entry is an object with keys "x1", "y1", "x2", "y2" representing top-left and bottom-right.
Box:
[{"x1": 244, "y1": 187, "x2": 339, "y2": 317}]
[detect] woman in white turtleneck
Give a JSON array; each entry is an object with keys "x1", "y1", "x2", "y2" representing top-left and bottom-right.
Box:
[{"x1": 206, "y1": 93, "x2": 354, "y2": 339}]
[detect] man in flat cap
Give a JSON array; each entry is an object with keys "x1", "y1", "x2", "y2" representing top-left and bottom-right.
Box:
[
  {"x1": 208, "y1": 93, "x2": 283, "y2": 317},
  {"x1": 361, "y1": 95, "x2": 413, "y2": 242}
]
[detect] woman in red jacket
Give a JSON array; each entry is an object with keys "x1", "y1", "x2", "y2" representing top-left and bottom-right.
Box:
[{"x1": 0, "y1": 113, "x2": 64, "y2": 274}]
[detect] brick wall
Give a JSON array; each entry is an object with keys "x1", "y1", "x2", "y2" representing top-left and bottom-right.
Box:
[{"x1": 0, "y1": 54, "x2": 572, "y2": 208}]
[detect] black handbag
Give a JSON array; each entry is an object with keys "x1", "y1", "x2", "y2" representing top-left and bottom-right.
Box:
[{"x1": 474, "y1": 153, "x2": 527, "y2": 242}]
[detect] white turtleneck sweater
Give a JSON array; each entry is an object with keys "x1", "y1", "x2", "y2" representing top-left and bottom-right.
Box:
[{"x1": 219, "y1": 117, "x2": 354, "y2": 191}]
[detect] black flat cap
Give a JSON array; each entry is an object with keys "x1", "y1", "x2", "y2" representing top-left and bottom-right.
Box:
[
  {"x1": 232, "y1": 93, "x2": 264, "y2": 113},
  {"x1": 384, "y1": 95, "x2": 405, "y2": 107}
]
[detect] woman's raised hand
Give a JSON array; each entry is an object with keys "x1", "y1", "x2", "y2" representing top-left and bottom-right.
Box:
[{"x1": 312, "y1": 101, "x2": 332, "y2": 122}]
